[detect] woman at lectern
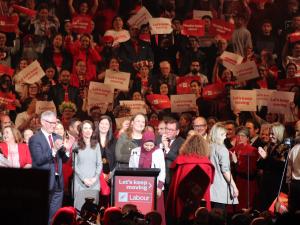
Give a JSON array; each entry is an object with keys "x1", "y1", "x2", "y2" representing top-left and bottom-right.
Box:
[{"x1": 129, "y1": 130, "x2": 166, "y2": 225}]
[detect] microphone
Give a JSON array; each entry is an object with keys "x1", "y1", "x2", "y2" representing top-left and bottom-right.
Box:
[{"x1": 283, "y1": 137, "x2": 294, "y2": 148}]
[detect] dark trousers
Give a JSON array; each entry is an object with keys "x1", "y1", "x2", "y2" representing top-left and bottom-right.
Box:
[
  {"x1": 289, "y1": 180, "x2": 300, "y2": 213},
  {"x1": 48, "y1": 176, "x2": 63, "y2": 225}
]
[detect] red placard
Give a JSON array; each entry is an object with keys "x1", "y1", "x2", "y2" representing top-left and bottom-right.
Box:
[
  {"x1": 139, "y1": 33, "x2": 151, "y2": 42},
  {"x1": 0, "y1": 15, "x2": 19, "y2": 33},
  {"x1": 0, "y1": 93, "x2": 16, "y2": 110},
  {"x1": 114, "y1": 175, "x2": 155, "y2": 215},
  {"x1": 176, "y1": 76, "x2": 200, "y2": 94},
  {"x1": 12, "y1": 4, "x2": 37, "y2": 17},
  {"x1": 277, "y1": 77, "x2": 300, "y2": 91},
  {"x1": 289, "y1": 32, "x2": 300, "y2": 43},
  {"x1": 210, "y1": 19, "x2": 234, "y2": 40},
  {"x1": 181, "y1": 19, "x2": 205, "y2": 37},
  {"x1": 0, "y1": 64, "x2": 14, "y2": 76},
  {"x1": 202, "y1": 83, "x2": 225, "y2": 100},
  {"x1": 71, "y1": 16, "x2": 92, "y2": 34},
  {"x1": 146, "y1": 94, "x2": 171, "y2": 111}
]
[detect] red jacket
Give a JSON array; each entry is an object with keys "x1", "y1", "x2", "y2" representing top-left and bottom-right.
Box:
[
  {"x1": 166, "y1": 155, "x2": 215, "y2": 220},
  {"x1": 0, "y1": 142, "x2": 32, "y2": 168}
]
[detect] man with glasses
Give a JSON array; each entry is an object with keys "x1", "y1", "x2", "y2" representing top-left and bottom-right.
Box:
[
  {"x1": 193, "y1": 117, "x2": 208, "y2": 140},
  {"x1": 29, "y1": 111, "x2": 73, "y2": 224},
  {"x1": 161, "y1": 118, "x2": 185, "y2": 199}
]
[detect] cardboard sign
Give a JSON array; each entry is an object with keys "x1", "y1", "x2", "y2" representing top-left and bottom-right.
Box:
[
  {"x1": 0, "y1": 93, "x2": 16, "y2": 110},
  {"x1": 127, "y1": 6, "x2": 152, "y2": 28},
  {"x1": 146, "y1": 94, "x2": 171, "y2": 111},
  {"x1": 14, "y1": 60, "x2": 45, "y2": 84},
  {"x1": 220, "y1": 51, "x2": 244, "y2": 71},
  {"x1": 176, "y1": 76, "x2": 200, "y2": 94},
  {"x1": 230, "y1": 90, "x2": 257, "y2": 111},
  {"x1": 181, "y1": 19, "x2": 205, "y2": 37},
  {"x1": 232, "y1": 61, "x2": 259, "y2": 82},
  {"x1": 210, "y1": 19, "x2": 234, "y2": 40},
  {"x1": 120, "y1": 100, "x2": 147, "y2": 115},
  {"x1": 0, "y1": 64, "x2": 14, "y2": 76},
  {"x1": 12, "y1": 4, "x2": 37, "y2": 17},
  {"x1": 71, "y1": 16, "x2": 92, "y2": 34},
  {"x1": 149, "y1": 18, "x2": 173, "y2": 35},
  {"x1": 0, "y1": 15, "x2": 19, "y2": 33},
  {"x1": 115, "y1": 116, "x2": 132, "y2": 130},
  {"x1": 35, "y1": 101, "x2": 56, "y2": 115},
  {"x1": 255, "y1": 89, "x2": 275, "y2": 107},
  {"x1": 193, "y1": 10, "x2": 213, "y2": 19},
  {"x1": 113, "y1": 30, "x2": 130, "y2": 44},
  {"x1": 104, "y1": 70, "x2": 130, "y2": 91},
  {"x1": 268, "y1": 91, "x2": 295, "y2": 113},
  {"x1": 277, "y1": 77, "x2": 300, "y2": 91},
  {"x1": 88, "y1": 82, "x2": 114, "y2": 114},
  {"x1": 202, "y1": 83, "x2": 225, "y2": 100},
  {"x1": 171, "y1": 94, "x2": 196, "y2": 113}
]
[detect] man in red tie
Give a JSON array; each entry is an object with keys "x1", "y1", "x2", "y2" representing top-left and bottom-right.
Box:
[{"x1": 29, "y1": 110, "x2": 73, "y2": 224}]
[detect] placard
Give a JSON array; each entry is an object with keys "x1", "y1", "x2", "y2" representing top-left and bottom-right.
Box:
[
  {"x1": 277, "y1": 77, "x2": 300, "y2": 91},
  {"x1": 181, "y1": 19, "x2": 205, "y2": 37},
  {"x1": 0, "y1": 15, "x2": 19, "y2": 33},
  {"x1": 193, "y1": 10, "x2": 213, "y2": 19},
  {"x1": 71, "y1": 16, "x2": 92, "y2": 34},
  {"x1": 289, "y1": 32, "x2": 300, "y2": 43},
  {"x1": 14, "y1": 60, "x2": 45, "y2": 84},
  {"x1": 0, "y1": 64, "x2": 14, "y2": 76},
  {"x1": 171, "y1": 94, "x2": 196, "y2": 113},
  {"x1": 114, "y1": 175, "x2": 155, "y2": 215},
  {"x1": 202, "y1": 83, "x2": 225, "y2": 100},
  {"x1": 230, "y1": 90, "x2": 257, "y2": 111},
  {"x1": 149, "y1": 18, "x2": 173, "y2": 35},
  {"x1": 146, "y1": 94, "x2": 171, "y2": 111},
  {"x1": 0, "y1": 93, "x2": 15, "y2": 110},
  {"x1": 127, "y1": 6, "x2": 152, "y2": 28},
  {"x1": 88, "y1": 82, "x2": 114, "y2": 114},
  {"x1": 210, "y1": 19, "x2": 234, "y2": 40},
  {"x1": 176, "y1": 76, "x2": 200, "y2": 94},
  {"x1": 35, "y1": 101, "x2": 56, "y2": 115},
  {"x1": 232, "y1": 61, "x2": 259, "y2": 82},
  {"x1": 12, "y1": 4, "x2": 37, "y2": 17},
  {"x1": 255, "y1": 89, "x2": 275, "y2": 107},
  {"x1": 268, "y1": 91, "x2": 295, "y2": 113},
  {"x1": 220, "y1": 51, "x2": 243, "y2": 71},
  {"x1": 120, "y1": 100, "x2": 147, "y2": 115},
  {"x1": 104, "y1": 70, "x2": 130, "y2": 91}
]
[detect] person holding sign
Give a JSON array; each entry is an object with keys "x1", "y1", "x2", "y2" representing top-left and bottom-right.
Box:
[
  {"x1": 68, "y1": 0, "x2": 99, "y2": 19},
  {"x1": 129, "y1": 131, "x2": 166, "y2": 225},
  {"x1": 104, "y1": 16, "x2": 130, "y2": 47}
]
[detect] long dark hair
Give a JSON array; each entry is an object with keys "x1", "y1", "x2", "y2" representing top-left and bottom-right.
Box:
[
  {"x1": 95, "y1": 115, "x2": 114, "y2": 148},
  {"x1": 77, "y1": 120, "x2": 98, "y2": 150}
]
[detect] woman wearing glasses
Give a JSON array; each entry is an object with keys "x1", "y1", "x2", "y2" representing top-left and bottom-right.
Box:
[{"x1": 73, "y1": 120, "x2": 102, "y2": 211}]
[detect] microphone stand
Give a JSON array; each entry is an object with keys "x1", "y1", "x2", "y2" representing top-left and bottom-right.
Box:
[
  {"x1": 72, "y1": 148, "x2": 78, "y2": 204},
  {"x1": 247, "y1": 152, "x2": 250, "y2": 210}
]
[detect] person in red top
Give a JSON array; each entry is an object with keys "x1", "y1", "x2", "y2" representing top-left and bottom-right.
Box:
[
  {"x1": 65, "y1": 33, "x2": 102, "y2": 82},
  {"x1": 230, "y1": 126, "x2": 260, "y2": 210},
  {"x1": 68, "y1": 0, "x2": 99, "y2": 19},
  {"x1": 166, "y1": 134, "x2": 214, "y2": 224},
  {"x1": 0, "y1": 125, "x2": 32, "y2": 168}
]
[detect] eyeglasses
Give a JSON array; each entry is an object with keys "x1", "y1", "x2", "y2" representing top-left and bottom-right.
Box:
[
  {"x1": 43, "y1": 119, "x2": 57, "y2": 125},
  {"x1": 193, "y1": 124, "x2": 207, "y2": 128}
]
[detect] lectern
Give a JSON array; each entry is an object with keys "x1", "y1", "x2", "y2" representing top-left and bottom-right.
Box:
[{"x1": 112, "y1": 168, "x2": 160, "y2": 214}]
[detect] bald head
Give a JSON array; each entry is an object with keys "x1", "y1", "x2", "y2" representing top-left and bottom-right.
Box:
[{"x1": 193, "y1": 117, "x2": 207, "y2": 136}]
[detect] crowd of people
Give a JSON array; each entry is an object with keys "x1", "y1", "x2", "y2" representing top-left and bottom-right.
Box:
[{"x1": 1, "y1": 0, "x2": 300, "y2": 225}]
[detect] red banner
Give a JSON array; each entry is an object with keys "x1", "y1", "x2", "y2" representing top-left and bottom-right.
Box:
[
  {"x1": 0, "y1": 93, "x2": 16, "y2": 110},
  {"x1": 277, "y1": 77, "x2": 300, "y2": 91},
  {"x1": 146, "y1": 94, "x2": 171, "y2": 111},
  {"x1": 12, "y1": 4, "x2": 37, "y2": 17},
  {"x1": 71, "y1": 16, "x2": 92, "y2": 34},
  {"x1": 0, "y1": 15, "x2": 19, "y2": 33},
  {"x1": 181, "y1": 19, "x2": 205, "y2": 37},
  {"x1": 210, "y1": 19, "x2": 234, "y2": 40},
  {"x1": 202, "y1": 83, "x2": 225, "y2": 100},
  {"x1": 176, "y1": 76, "x2": 200, "y2": 94},
  {"x1": 0, "y1": 64, "x2": 14, "y2": 76}
]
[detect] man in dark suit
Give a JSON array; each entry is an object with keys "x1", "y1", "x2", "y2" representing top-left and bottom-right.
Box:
[
  {"x1": 160, "y1": 118, "x2": 185, "y2": 198},
  {"x1": 245, "y1": 119, "x2": 265, "y2": 149},
  {"x1": 29, "y1": 111, "x2": 72, "y2": 224}
]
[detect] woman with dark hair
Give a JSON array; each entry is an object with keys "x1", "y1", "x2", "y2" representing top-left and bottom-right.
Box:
[
  {"x1": 115, "y1": 113, "x2": 147, "y2": 167},
  {"x1": 74, "y1": 120, "x2": 102, "y2": 211},
  {"x1": 42, "y1": 63, "x2": 59, "y2": 86},
  {"x1": 104, "y1": 16, "x2": 130, "y2": 47}
]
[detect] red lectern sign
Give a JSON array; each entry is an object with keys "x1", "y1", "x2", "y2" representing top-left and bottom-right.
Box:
[{"x1": 114, "y1": 175, "x2": 155, "y2": 214}]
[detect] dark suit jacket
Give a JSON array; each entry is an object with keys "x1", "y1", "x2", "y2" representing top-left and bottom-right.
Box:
[{"x1": 29, "y1": 130, "x2": 69, "y2": 191}]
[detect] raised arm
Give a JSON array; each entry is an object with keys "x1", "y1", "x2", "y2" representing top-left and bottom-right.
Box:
[
  {"x1": 90, "y1": 0, "x2": 99, "y2": 16},
  {"x1": 68, "y1": 0, "x2": 76, "y2": 16}
]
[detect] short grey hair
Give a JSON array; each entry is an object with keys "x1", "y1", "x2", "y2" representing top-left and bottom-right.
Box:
[{"x1": 41, "y1": 111, "x2": 57, "y2": 121}]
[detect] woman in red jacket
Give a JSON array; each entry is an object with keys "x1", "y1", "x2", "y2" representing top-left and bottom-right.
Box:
[{"x1": 0, "y1": 125, "x2": 32, "y2": 168}]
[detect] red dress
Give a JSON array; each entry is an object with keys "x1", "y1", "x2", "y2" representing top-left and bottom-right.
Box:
[
  {"x1": 166, "y1": 155, "x2": 215, "y2": 220},
  {"x1": 231, "y1": 144, "x2": 259, "y2": 210}
]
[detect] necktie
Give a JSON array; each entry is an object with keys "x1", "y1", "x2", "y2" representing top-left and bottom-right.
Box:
[
  {"x1": 48, "y1": 135, "x2": 58, "y2": 174},
  {"x1": 62, "y1": 85, "x2": 69, "y2": 102}
]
